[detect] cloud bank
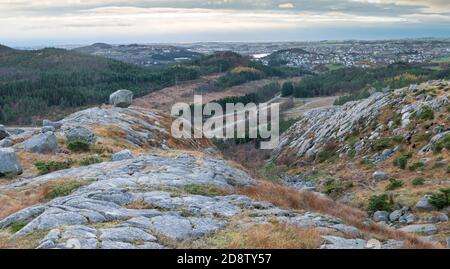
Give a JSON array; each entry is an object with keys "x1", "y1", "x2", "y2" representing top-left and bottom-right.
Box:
[{"x1": 1, "y1": 0, "x2": 449, "y2": 46}]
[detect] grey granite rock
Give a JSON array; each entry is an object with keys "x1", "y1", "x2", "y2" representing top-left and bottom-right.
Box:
[
  {"x1": 23, "y1": 132, "x2": 58, "y2": 154},
  {"x1": 0, "y1": 148, "x2": 22, "y2": 175},
  {"x1": 109, "y1": 89, "x2": 133, "y2": 108}
]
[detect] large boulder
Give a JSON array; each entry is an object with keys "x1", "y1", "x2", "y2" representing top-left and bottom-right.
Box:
[
  {"x1": 415, "y1": 195, "x2": 436, "y2": 211},
  {"x1": 373, "y1": 211, "x2": 389, "y2": 222},
  {"x1": 109, "y1": 90, "x2": 133, "y2": 108},
  {"x1": 372, "y1": 171, "x2": 389, "y2": 181},
  {"x1": 24, "y1": 132, "x2": 58, "y2": 154},
  {"x1": 0, "y1": 148, "x2": 23, "y2": 175},
  {"x1": 0, "y1": 125, "x2": 9, "y2": 140},
  {"x1": 64, "y1": 126, "x2": 96, "y2": 144}
]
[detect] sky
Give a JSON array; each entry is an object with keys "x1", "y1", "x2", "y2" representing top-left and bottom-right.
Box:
[{"x1": 1, "y1": 0, "x2": 450, "y2": 46}]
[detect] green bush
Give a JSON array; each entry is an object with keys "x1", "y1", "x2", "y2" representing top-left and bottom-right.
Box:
[
  {"x1": 183, "y1": 184, "x2": 227, "y2": 197},
  {"x1": 408, "y1": 161, "x2": 425, "y2": 171},
  {"x1": 322, "y1": 178, "x2": 354, "y2": 198},
  {"x1": 44, "y1": 181, "x2": 86, "y2": 201},
  {"x1": 367, "y1": 194, "x2": 393, "y2": 213},
  {"x1": 429, "y1": 188, "x2": 450, "y2": 210},
  {"x1": 385, "y1": 178, "x2": 404, "y2": 191},
  {"x1": 393, "y1": 153, "x2": 411, "y2": 169},
  {"x1": 35, "y1": 160, "x2": 73, "y2": 175},
  {"x1": 413, "y1": 132, "x2": 432, "y2": 143},
  {"x1": 392, "y1": 135, "x2": 403, "y2": 144},
  {"x1": 67, "y1": 140, "x2": 91, "y2": 152},
  {"x1": 79, "y1": 155, "x2": 103, "y2": 166},
  {"x1": 10, "y1": 221, "x2": 27, "y2": 233},
  {"x1": 412, "y1": 177, "x2": 425, "y2": 186},
  {"x1": 414, "y1": 105, "x2": 434, "y2": 120},
  {"x1": 260, "y1": 163, "x2": 287, "y2": 182},
  {"x1": 431, "y1": 134, "x2": 450, "y2": 154},
  {"x1": 373, "y1": 138, "x2": 392, "y2": 151},
  {"x1": 391, "y1": 113, "x2": 402, "y2": 126}
]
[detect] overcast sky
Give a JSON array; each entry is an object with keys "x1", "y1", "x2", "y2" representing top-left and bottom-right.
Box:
[{"x1": 1, "y1": 0, "x2": 450, "y2": 46}]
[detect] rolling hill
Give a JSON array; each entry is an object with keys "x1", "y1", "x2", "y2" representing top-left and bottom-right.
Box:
[{"x1": 0, "y1": 45, "x2": 199, "y2": 125}]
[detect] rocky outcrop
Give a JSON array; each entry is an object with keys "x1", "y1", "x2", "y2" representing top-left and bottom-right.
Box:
[
  {"x1": 109, "y1": 89, "x2": 133, "y2": 108},
  {"x1": 59, "y1": 106, "x2": 211, "y2": 150},
  {"x1": 273, "y1": 80, "x2": 450, "y2": 164},
  {"x1": 0, "y1": 152, "x2": 392, "y2": 249},
  {"x1": 0, "y1": 148, "x2": 22, "y2": 175}
]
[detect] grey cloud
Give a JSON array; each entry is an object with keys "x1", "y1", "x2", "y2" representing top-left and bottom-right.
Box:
[{"x1": 0, "y1": 0, "x2": 442, "y2": 17}]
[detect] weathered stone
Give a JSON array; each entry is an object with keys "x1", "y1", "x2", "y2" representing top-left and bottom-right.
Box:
[
  {"x1": 43, "y1": 119, "x2": 62, "y2": 130},
  {"x1": 101, "y1": 241, "x2": 165, "y2": 249},
  {"x1": 0, "y1": 138, "x2": 13, "y2": 148},
  {"x1": 389, "y1": 210, "x2": 403, "y2": 222},
  {"x1": 15, "y1": 211, "x2": 88, "y2": 235},
  {"x1": 41, "y1": 126, "x2": 55, "y2": 133},
  {"x1": 111, "y1": 150, "x2": 134, "y2": 162},
  {"x1": 320, "y1": 236, "x2": 367, "y2": 249},
  {"x1": 373, "y1": 211, "x2": 389, "y2": 222},
  {"x1": 373, "y1": 171, "x2": 389, "y2": 181},
  {"x1": 147, "y1": 215, "x2": 225, "y2": 240},
  {"x1": 415, "y1": 195, "x2": 436, "y2": 211},
  {"x1": 399, "y1": 224, "x2": 438, "y2": 235},
  {"x1": 0, "y1": 148, "x2": 23, "y2": 175},
  {"x1": 433, "y1": 159, "x2": 449, "y2": 168},
  {"x1": 23, "y1": 132, "x2": 57, "y2": 154},
  {"x1": 64, "y1": 126, "x2": 96, "y2": 144},
  {"x1": 99, "y1": 227, "x2": 156, "y2": 242},
  {"x1": 109, "y1": 89, "x2": 133, "y2": 108},
  {"x1": 430, "y1": 213, "x2": 448, "y2": 223}
]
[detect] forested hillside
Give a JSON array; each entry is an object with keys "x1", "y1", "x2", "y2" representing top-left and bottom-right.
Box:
[
  {"x1": 280, "y1": 63, "x2": 450, "y2": 104},
  {"x1": 0, "y1": 48, "x2": 300, "y2": 125}
]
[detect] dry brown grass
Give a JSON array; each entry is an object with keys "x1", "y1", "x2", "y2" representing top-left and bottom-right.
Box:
[
  {"x1": 237, "y1": 181, "x2": 442, "y2": 249},
  {"x1": 0, "y1": 231, "x2": 45, "y2": 249},
  {"x1": 194, "y1": 222, "x2": 322, "y2": 249},
  {"x1": 0, "y1": 177, "x2": 86, "y2": 219}
]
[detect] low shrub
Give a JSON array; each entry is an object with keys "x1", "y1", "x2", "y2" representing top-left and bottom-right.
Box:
[
  {"x1": 392, "y1": 135, "x2": 403, "y2": 144},
  {"x1": 385, "y1": 178, "x2": 404, "y2": 191},
  {"x1": 367, "y1": 194, "x2": 393, "y2": 213},
  {"x1": 35, "y1": 160, "x2": 73, "y2": 175},
  {"x1": 44, "y1": 181, "x2": 86, "y2": 201},
  {"x1": 393, "y1": 153, "x2": 411, "y2": 169},
  {"x1": 414, "y1": 105, "x2": 434, "y2": 120},
  {"x1": 373, "y1": 138, "x2": 392, "y2": 151},
  {"x1": 183, "y1": 184, "x2": 228, "y2": 197},
  {"x1": 408, "y1": 161, "x2": 425, "y2": 171},
  {"x1": 412, "y1": 177, "x2": 425, "y2": 186},
  {"x1": 79, "y1": 155, "x2": 102, "y2": 166},
  {"x1": 429, "y1": 188, "x2": 450, "y2": 210},
  {"x1": 67, "y1": 140, "x2": 90, "y2": 152},
  {"x1": 9, "y1": 221, "x2": 27, "y2": 233},
  {"x1": 431, "y1": 134, "x2": 450, "y2": 154},
  {"x1": 259, "y1": 162, "x2": 287, "y2": 182},
  {"x1": 413, "y1": 132, "x2": 432, "y2": 143}
]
